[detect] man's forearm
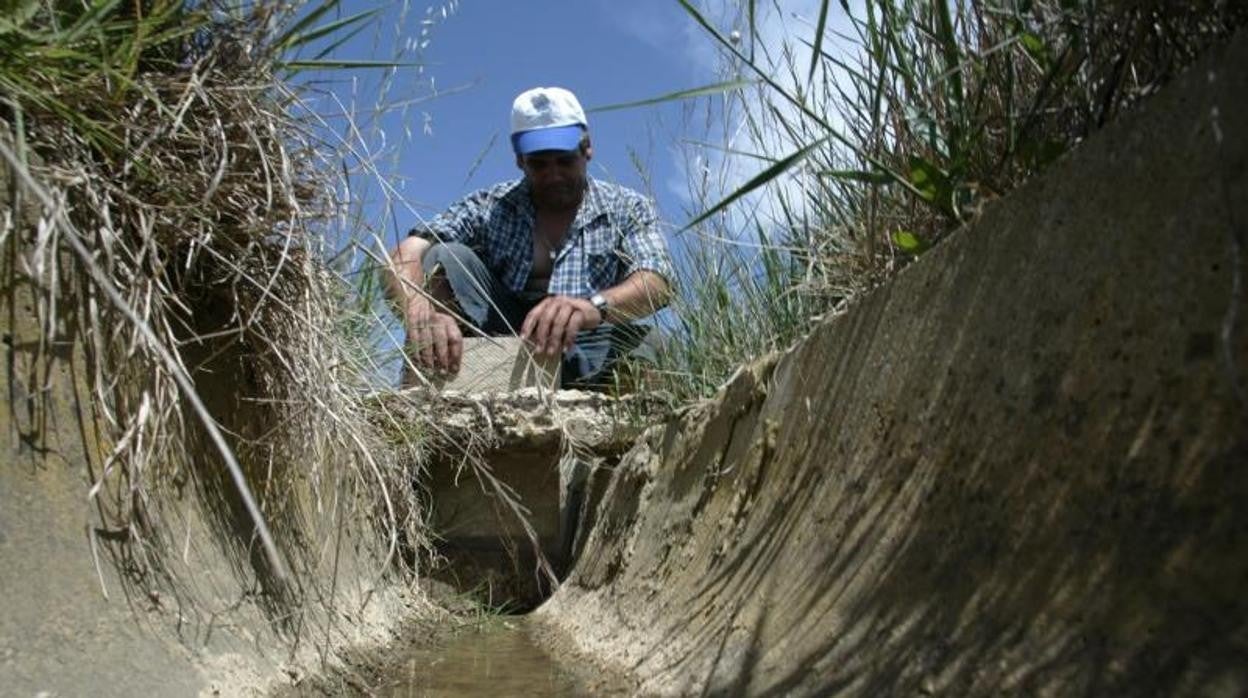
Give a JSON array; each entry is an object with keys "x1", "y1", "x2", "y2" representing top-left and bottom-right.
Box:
[
  {"x1": 384, "y1": 235, "x2": 433, "y2": 310},
  {"x1": 386, "y1": 235, "x2": 465, "y2": 372},
  {"x1": 598, "y1": 270, "x2": 672, "y2": 322}
]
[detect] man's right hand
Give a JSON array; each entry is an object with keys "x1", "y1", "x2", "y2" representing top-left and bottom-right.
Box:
[{"x1": 405, "y1": 297, "x2": 463, "y2": 374}]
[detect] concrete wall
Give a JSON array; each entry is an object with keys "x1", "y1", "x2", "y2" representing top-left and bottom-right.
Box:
[
  {"x1": 398, "y1": 387, "x2": 660, "y2": 609},
  {"x1": 537, "y1": 32, "x2": 1248, "y2": 697},
  {"x1": 2, "y1": 302, "x2": 201, "y2": 695}
]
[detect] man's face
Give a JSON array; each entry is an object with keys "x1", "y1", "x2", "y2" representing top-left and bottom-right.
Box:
[{"x1": 518, "y1": 145, "x2": 591, "y2": 211}]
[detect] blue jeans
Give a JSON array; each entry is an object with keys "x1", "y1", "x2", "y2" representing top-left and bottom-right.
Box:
[{"x1": 422, "y1": 242, "x2": 648, "y2": 388}]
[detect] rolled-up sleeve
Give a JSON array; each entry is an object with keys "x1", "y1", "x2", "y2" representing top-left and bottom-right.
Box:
[{"x1": 618, "y1": 194, "x2": 675, "y2": 285}]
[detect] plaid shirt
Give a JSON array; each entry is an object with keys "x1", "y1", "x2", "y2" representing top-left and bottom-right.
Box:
[{"x1": 411, "y1": 177, "x2": 673, "y2": 298}]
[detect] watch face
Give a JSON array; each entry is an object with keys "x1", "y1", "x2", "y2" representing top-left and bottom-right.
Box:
[{"x1": 591, "y1": 294, "x2": 609, "y2": 320}]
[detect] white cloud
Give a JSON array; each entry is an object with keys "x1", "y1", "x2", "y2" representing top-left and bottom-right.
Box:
[
  {"x1": 593, "y1": 0, "x2": 694, "y2": 59},
  {"x1": 670, "y1": 0, "x2": 866, "y2": 240}
]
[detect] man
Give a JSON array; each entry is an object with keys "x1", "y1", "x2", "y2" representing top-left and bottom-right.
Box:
[{"x1": 385, "y1": 86, "x2": 674, "y2": 387}]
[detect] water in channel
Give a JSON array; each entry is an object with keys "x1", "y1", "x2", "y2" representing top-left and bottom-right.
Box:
[{"x1": 377, "y1": 619, "x2": 603, "y2": 697}]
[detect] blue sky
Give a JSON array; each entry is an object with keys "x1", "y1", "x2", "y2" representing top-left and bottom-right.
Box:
[
  {"x1": 293, "y1": 0, "x2": 757, "y2": 377},
  {"x1": 307, "y1": 0, "x2": 723, "y2": 254},
  {"x1": 294, "y1": 0, "x2": 851, "y2": 259},
  {"x1": 294, "y1": 0, "x2": 850, "y2": 377}
]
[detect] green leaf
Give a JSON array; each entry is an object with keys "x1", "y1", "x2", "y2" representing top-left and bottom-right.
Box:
[
  {"x1": 682, "y1": 139, "x2": 775, "y2": 163},
  {"x1": 904, "y1": 104, "x2": 948, "y2": 159},
  {"x1": 798, "y1": 35, "x2": 870, "y2": 85},
  {"x1": 312, "y1": 21, "x2": 371, "y2": 60},
  {"x1": 933, "y1": 0, "x2": 965, "y2": 147},
  {"x1": 60, "y1": 0, "x2": 124, "y2": 43},
  {"x1": 681, "y1": 136, "x2": 832, "y2": 233},
  {"x1": 907, "y1": 156, "x2": 960, "y2": 219},
  {"x1": 273, "y1": 0, "x2": 343, "y2": 51},
  {"x1": 675, "y1": 0, "x2": 834, "y2": 133},
  {"x1": 819, "y1": 169, "x2": 892, "y2": 184},
  {"x1": 588, "y1": 79, "x2": 756, "y2": 113},
  {"x1": 807, "y1": 0, "x2": 831, "y2": 86},
  {"x1": 1019, "y1": 31, "x2": 1049, "y2": 68},
  {"x1": 907, "y1": 156, "x2": 948, "y2": 201},
  {"x1": 0, "y1": 0, "x2": 40, "y2": 35},
  {"x1": 1020, "y1": 32, "x2": 1043, "y2": 56},
  {"x1": 892, "y1": 230, "x2": 927, "y2": 254},
  {"x1": 277, "y1": 7, "x2": 381, "y2": 52},
  {"x1": 279, "y1": 59, "x2": 421, "y2": 72},
  {"x1": 674, "y1": 0, "x2": 917, "y2": 202}
]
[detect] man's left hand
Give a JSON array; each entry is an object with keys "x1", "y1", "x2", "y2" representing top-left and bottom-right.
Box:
[{"x1": 521, "y1": 295, "x2": 603, "y2": 356}]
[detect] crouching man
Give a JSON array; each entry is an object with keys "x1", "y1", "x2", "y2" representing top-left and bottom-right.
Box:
[{"x1": 384, "y1": 86, "x2": 674, "y2": 388}]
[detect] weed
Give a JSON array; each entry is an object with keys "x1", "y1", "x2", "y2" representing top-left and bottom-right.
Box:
[
  {"x1": 641, "y1": 0, "x2": 1245, "y2": 401},
  {"x1": 1, "y1": 0, "x2": 438, "y2": 648}
]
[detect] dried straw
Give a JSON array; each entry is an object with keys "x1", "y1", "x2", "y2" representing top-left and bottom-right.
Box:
[{"x1": 2, "y1": 0, "x2": 430, "y2": 643}]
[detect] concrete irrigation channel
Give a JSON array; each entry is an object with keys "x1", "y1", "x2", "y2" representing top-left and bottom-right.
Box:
[{"x1": 3, "y1": 30, "x2": 1247, "y2": 698}]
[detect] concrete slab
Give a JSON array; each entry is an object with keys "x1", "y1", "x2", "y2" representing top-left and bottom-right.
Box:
[
  {"x1": 386, "y1": 389, "x2": 666, "y2": 610},
  {"x1": 429, "y1": 336, "x2": 560, "y2": 394}
]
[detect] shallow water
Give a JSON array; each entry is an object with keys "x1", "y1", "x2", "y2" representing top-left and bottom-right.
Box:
[{"x1": 377, "y1": 620, "x2": 595, "y2": 697}]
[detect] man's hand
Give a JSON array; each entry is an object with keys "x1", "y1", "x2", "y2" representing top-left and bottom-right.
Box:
[
  {"x1": 405, "y1": 296, "x2": 463, "y2": 373},
  {"x1": 521, "y1": 295, "x2": 603, "y2": 356}
]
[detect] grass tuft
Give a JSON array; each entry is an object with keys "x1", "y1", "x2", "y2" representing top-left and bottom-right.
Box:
[
  {"x1": 645, "y1": 0, "x2": 1246, "y2": 402},
  {"x1": 2, "y1": 0, "x2": 435, "y2": 646}
]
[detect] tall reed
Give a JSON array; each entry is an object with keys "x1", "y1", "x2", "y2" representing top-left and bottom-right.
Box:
[{"x1": 648, "y1": 0, "x2": 1245, "y2": 401}]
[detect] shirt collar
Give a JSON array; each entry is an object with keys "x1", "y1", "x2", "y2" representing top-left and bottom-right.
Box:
[
  {"x1": 505, "y1": 179, "x2": 535, "y2": 221},
  {"x1": 572, "y1": 177, "x2": 610, "y2": 232}
]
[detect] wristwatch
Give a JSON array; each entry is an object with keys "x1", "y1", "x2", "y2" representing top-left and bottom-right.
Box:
[{"x1": 589, "y1": 293, "x2": 610, "y2": 322}]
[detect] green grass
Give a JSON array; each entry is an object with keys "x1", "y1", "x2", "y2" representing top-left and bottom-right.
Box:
[
  {"x1": 0, "y1": 0, "x2": 202, "y2": 155},
  {"x1": 638, "y1": 0, "x2": 1245, "y2": 402}
]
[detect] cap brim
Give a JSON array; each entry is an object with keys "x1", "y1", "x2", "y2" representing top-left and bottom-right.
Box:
[{"x1": 512, "y1": 125, "x2": 583, "y2": 155}]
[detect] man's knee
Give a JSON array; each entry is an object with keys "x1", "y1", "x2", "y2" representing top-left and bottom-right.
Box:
[
  {"x1": 417, "y1": 241, "x2": 506, "y2": 329},
  {"x1": 421, "y1": 241, "x2": 481, "y2": 276}
]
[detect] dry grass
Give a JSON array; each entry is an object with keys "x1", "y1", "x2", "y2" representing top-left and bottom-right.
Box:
[{"x1": 2, "y1": 0, "x2": 433, "y2": 648}]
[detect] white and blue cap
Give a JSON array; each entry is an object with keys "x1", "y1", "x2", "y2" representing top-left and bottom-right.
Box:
[{"x1": 510, "y1": 86, "x2": 588, "y2": 155}]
